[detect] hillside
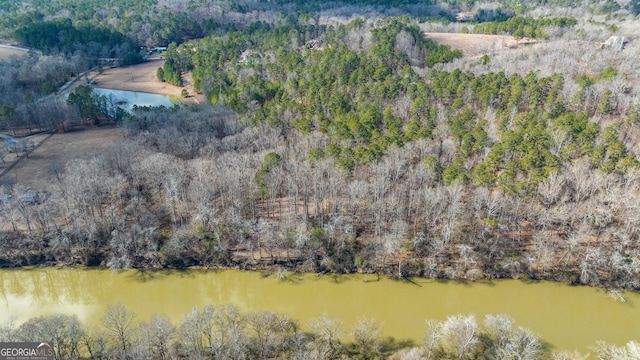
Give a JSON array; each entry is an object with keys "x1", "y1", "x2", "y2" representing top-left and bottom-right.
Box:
[{"x1": 0, "y1": 0, "x2": 639, "y2": 292}]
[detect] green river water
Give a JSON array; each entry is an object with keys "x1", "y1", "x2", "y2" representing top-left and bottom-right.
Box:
[{"x1": 1, "y1": 268, "x2": 639, "y2": 352}]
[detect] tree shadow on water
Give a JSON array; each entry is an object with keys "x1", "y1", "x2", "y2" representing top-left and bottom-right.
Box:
[
  {"x1": 126, "y1": 268, "x2": 199, "y2": 283},
  {"x1": 399, "y1": 277, "x2": 423, "y2": 287},
  {"x1": 380, "y1": 337, "x2": 416, "y2": 355}
]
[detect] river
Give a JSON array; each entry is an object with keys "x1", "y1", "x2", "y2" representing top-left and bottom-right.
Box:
[{"x1": 0, "y1": 268, "x2": 638, "y2": 353}]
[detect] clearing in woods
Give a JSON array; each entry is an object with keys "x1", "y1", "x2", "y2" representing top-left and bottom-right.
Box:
[
  {"x1": 0, "y1": 56, "x2": 204, "y2": 190},
  {"x1": 424, "y1": 32, "x2": 537, "y2": 57},
  {"x1": 84, "y1": 59, "x2": 205, "y2": 105},
  {"x1": 0, "y1": 127, "x2": 121, "y2": 191}
]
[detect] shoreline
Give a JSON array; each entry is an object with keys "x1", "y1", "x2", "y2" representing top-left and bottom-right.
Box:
[
  {"x1": 0, "y1": 258, "x2": 622, "y2": 291},
  {"x1": 63, "y1": 58, "x2": 206, "y2": 105}
]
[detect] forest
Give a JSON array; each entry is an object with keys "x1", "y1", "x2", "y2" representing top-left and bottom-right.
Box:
[
  {"x1": 1, "y1": 0, "x2": 640, "y2": 358},
  {"x1": 0, "y1": 0, "x2": 640, "y2": 289}
]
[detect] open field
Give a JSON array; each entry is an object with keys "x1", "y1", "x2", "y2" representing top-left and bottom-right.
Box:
[
  {"x1": 82, "y1": 59, "x2": 205, "y2": 105},
  {"x1": 0, "y1": 44, "x2": 30, "y2": 59},
  {"x1": 424, "y1": 32, "x2": 538, "y2": 57},
  {"x1": 0, "y1": 127, "x2": 121, "y2": 191}
]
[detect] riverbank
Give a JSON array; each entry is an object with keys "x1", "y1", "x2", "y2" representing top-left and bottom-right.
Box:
[{"x1": 0, "y1": 248, "x2": 618, "y2": 292}]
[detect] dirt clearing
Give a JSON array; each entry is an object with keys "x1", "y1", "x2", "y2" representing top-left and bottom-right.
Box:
[
  {"x1": 424, "y1": 32, "x2": 538, "y2": 58},
  {"x1": 0, "y1": 127, "x2": 122, "y2": 191}
]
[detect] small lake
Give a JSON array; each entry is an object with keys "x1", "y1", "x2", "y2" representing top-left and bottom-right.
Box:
[
  {"x1": 93, "y1": 88, "x2": 179, "y2": 112},
  {"x1": 1, "y1": 269, "x2": 639, "y2": 353}
]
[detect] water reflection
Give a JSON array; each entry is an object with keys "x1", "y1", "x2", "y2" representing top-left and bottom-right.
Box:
[{"x1": 93, "y1": 88, "x2": 179, "y2": 112}]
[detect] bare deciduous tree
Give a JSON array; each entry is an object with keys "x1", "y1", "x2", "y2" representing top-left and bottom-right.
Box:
[
  {"x1": 440, "y1": 314, "x2": 479, "y2": 360},
  {"x1": 351, "y1": 316, "x2": 382, "y2": 356},
  {"x1": 141, "y1": 315, "x2": 175, "y2": 360},
  {"x1": 309, "y1": 314, "x2": 342, "y2": 358},
  {"x1": 101, "y1": 303, "x2": 137, "y2": 354}
]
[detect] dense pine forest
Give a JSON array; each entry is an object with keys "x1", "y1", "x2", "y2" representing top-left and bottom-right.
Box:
[{"x1": 0, "y1": 0, "x2": 639, "y2": 292}]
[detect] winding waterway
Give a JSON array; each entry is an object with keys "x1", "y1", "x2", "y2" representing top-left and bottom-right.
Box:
[{"x1": 1, "y1": 268, "x2": 639, "y2": 352}]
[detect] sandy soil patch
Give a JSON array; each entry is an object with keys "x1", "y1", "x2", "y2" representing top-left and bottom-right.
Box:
[
  {"x1": 87, "y1": 59, "x2": 205, "y2": 105},
  {"x1": 424, "y1": 32, "x2": 538, "y2": 58},
  {"x1": 0, "y1": 127, "x2": 122, "y2": 191}
]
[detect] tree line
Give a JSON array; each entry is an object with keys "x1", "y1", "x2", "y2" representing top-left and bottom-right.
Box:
[
  {"x1": 0, "y1": 0, "x2": 214, "y2": 46},
  {"x1": 471, "y1": 16, "x2": 578, "y2": 39},
  {"x1": 13, "y1": 19, "x2": 135, "y2": 58},
  {"x1": 2, "y1": 0, "x2": 632, "y2": 51},
  {"x1": 0, "y1": 304, "x2": 633, "y2": 359}
]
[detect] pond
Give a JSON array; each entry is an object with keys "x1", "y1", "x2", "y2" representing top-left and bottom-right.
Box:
[
  {"x1": 92, "y1": 88, "x2": 179, "y2": 112},
  {"x1": 1, "y1": 268, "x2": 639, "y2": 353}
]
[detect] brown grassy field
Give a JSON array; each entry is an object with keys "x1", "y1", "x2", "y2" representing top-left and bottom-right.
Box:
[
  {"x1": 0, "y1": 45, "x2": 29, "y2": 60},
  {"x1": 84, "y1": 59, "x2": 205, "y2": 105},
  {"x1": 0, "y1": 127, "x2": 122, "y2": 191},
  {"x1": 424, "y1": 32, "x2": 538, "y2": 57}
]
